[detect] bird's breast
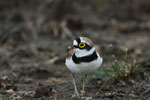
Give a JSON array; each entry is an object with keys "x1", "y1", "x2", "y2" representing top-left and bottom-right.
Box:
[{"x1": 65, "y1": 53, "x2": 102, "y2": 74}]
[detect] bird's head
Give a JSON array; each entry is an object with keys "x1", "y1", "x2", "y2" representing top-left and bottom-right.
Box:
[{"x1": 71, "y1": 37, "x2": 95, "y2": 57}]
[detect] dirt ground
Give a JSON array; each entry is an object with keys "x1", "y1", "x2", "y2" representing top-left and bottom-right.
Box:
[{"x1": 0, "y1": 0, "x2": 150, "y2": 100}]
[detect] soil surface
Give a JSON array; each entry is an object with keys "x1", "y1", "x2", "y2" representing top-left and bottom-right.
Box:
[{"x1": 0, "y1": 0, "x2": 150, "y2": 100}]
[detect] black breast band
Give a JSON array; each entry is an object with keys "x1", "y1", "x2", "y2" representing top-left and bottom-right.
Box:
[{"x1": 72, "y1": 51, "x2": 98, "y2": 64}]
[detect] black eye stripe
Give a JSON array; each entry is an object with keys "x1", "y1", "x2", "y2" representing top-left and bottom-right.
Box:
[
  {"x1": 85, "y1": 44, "x2": 92, "y2": 50},
  {"x1": 74, "y1": 45, "x2": 78, "y2": 48}
]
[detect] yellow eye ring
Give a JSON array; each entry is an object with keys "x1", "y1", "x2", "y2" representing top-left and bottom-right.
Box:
[{"x1": 78, "y1": 43, "x2": 86, "y2": 48}]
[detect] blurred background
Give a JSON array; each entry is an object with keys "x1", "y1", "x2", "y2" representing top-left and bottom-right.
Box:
[{"x1": 0, "y1": 0, "x2": 150, "y2": 99}]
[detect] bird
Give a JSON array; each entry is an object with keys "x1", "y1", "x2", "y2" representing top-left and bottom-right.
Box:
[{"x1": 65, "y1": 37, "x2": 103, "y2": 99}]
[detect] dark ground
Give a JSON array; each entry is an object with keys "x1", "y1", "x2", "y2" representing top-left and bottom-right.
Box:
[{"x1": 0, "y1": 0, "x2": 150, "y2": 100}]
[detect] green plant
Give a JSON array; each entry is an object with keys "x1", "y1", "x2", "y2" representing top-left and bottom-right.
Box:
[
  {"x1": 94, "y1": 45, "x2": 146, "y2": 95},
  {"x1": 107, "y1": 45, "x2": 139, "y2": 81},
  {"x1": 109, "y1": 55, "x2": 138, "y2": 81}
]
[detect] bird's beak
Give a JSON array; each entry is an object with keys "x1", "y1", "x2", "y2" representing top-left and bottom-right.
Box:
[
  {"x1": 67, "y1": 46, "x2": 76, "y2": 51},
  {"x1": 71, "y1": 46, "x2": 76, "y2": 50}
]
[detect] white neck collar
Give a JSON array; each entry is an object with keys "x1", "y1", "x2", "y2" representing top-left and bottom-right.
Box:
[{"x1": 74, "y1": 47, "x2": 95, "y2": 57}]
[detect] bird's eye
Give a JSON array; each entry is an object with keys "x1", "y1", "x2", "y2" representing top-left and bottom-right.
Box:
[{"x1": 78, "y1": 43, "x2": 86, "y2": 48}]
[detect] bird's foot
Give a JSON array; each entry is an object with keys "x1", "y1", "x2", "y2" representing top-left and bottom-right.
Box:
[
  {"x1": 80, "y1": 90, "x2": 86, "y2": 96},
  {"x1": 72, "y1": 93, "x2": 92, "y2": 100},
  {"x1": 71, "y1": 92, "x2": 81, "y2": 99},
  {"x1": 81, "y1": 96, "x2": 92, "y2": 100}
]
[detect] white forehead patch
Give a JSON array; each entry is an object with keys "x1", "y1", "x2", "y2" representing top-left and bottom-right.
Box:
[{"x1": 73, "y1": 40, "x2": 78, "y2": 46}]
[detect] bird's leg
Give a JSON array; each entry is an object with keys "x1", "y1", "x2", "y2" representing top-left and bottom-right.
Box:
[
  {"x1": 81, "y1": 74, "x2": 87, "y2": 96},
  {"x1": 71, "y1": 73, "x2": 80, "y2": 98}
]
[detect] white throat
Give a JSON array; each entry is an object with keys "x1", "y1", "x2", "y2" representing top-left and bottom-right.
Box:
[{"x1": 74, "y1": 47, "x2": 95, "y2": 57}]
